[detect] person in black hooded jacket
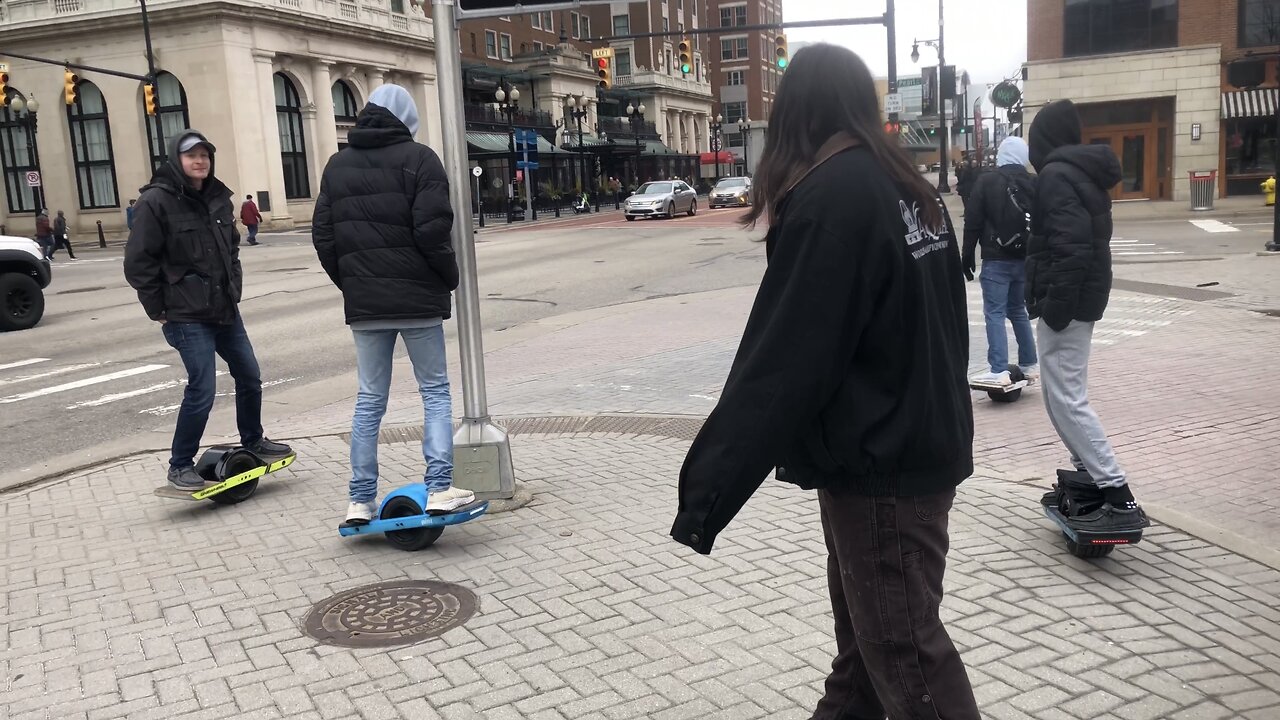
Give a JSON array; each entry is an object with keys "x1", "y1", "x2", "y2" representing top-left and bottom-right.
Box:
[
  {"x1": 312, "y1": 84, "x2": 474, "y2": 526},
  {"x1": 1027, "y1": 99, "x2": 1149, "y2": 535},
  {"x1": 124, "y1": 130, "x2": 293, "y2": 490}
]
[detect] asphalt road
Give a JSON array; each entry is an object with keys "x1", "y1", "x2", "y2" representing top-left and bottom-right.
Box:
[{"x1": 0, "y1": 209, "x2": 764, "y2": 479}]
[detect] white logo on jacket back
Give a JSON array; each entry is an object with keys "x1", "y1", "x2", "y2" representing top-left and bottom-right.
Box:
[{"x1": 900, "y1": 199, "x2": 951, "y2": 260}]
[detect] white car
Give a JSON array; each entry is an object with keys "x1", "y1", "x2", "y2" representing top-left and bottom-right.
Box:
[
  {"x1": 709, "y1": 177, "x2": 751, "y2": 209},
  {"x1": 0, "y1": 235, "x2": 52, "y2": 331},
  {"x1": 624, "y1": 181, "x2": 698, "y2": 221}
]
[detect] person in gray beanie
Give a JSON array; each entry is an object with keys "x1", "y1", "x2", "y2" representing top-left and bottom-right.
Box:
[{"x1": 312, "y1": 84, "x2": 474, "y2": 526}]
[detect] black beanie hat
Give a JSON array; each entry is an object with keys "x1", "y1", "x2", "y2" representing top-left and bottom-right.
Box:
[{"x1": 1029, "y1": 99, "x2": 1082, "y2": 172}]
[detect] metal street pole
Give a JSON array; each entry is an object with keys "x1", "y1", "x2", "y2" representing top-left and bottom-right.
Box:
[
  {"x1": 427, "y1": 0, "x2": 515, "y2": 499},
  {"x1": 886, "y1": 0, "x2": 898, "y2": 128},
  {"x1": 936, "y1": 0, "x2": 950, "y2": 193},
  {"x1": 138, "y1": 0, "x2": 164, "y2": 159}
]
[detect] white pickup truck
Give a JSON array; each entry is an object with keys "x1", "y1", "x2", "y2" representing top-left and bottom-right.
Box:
[{"x1": 0, "y1": 234, "x2": 51, "y2": 331}]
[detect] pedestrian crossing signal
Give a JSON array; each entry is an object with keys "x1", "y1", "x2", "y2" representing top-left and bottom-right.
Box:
[
  {"x1": 0, "y1": 73, "x2": 8, "y2": 108},
  {"x1": 774, "y1": 35, "x2": 789, "y2": 69},
  {"x1": 596, "y1": 57, "x2": 611, "y2": 90},
  {"x1": 143, "y1": 83, "x2": 158, "y2": 116},
  {"x1": 64, "y1": 69, "x2": 79, "y2": 106},
  {"x1": 678, "y1": 38, "x2": 692, "y2": 76},
  {"x1": 884, "y1": 121, "x2": 901, "y2": 135}
]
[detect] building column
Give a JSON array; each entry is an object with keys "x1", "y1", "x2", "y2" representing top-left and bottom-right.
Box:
[
  {"x1": 366, "y1": 68, "x2": 386, "y2": 91},
  {"x1": 253, "y1": 50, "x2": 291, "y2": 224},
  {"x1": 419, "y1": 73, "x2": 444, "y2": 150},
  {"x1": 311, "y1": 60, "x2": 341, "y2": 168}
]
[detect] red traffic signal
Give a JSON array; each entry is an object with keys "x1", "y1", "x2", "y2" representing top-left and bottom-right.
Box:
[{"x1": 883, "y1": 121, "x2": 902, "y2": 135}]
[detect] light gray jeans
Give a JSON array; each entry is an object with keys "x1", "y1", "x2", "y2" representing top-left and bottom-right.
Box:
[{"x1": 1037, "y1": 319, "x2": 1127, "y2": 488}]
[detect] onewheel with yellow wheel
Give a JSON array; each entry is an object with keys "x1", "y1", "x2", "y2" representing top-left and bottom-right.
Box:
[{"x1": 154, "y1": 445, "x2": 297, "y2": 505}]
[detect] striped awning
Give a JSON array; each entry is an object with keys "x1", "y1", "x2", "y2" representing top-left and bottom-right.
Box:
[{"x1": 1222, "y1": 89, "x2": 1279, "y2": 119}]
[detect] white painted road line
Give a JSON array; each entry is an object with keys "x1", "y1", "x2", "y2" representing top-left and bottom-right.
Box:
[
  {"x1": 1114, "y1": 251, "x2": 1186, "y2": 256},
  {"x1": 0, "y1": 358, "x2": 49, "y2": 372},
  {"x1": 0, "y1": 363, "x2": 103, "y2": 387},
  {"x1": 0, "y1": 364, "x2": 168, "y2": 404},
  {"x1": 64, "y1": 371, "x2": 228, "y2": 410},
  {"x1": 139, "y1": 376, "x2": 300, "y2": 416},
  {"x1": 1190, "y1": 219, "x2": 1241, "y2": 233}
]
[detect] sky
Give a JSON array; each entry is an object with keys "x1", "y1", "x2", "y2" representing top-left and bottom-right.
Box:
[{"x1": 781, "y1": 0, "x2": 1027, "y2": 87}]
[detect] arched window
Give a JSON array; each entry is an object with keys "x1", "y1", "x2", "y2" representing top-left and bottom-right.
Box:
[
  {"x1": 0, "y1": 88, "x2": 39, "y2": 214},
  {"x1": 275, "y1": 73, "x2": 310, "y2": 199},
  {"x1": 67, "y1": 81, "x2": 119, "y2": 209},
  {"x1": 332, "y1": 81, "x2": 359, "y2": 123},
  {"x1": 144, "y1": 71, "x2": 191, "y2": 170}
]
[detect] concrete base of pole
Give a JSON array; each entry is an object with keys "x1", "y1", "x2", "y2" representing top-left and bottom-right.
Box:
[{"x1": 452, "y1": 419, "x2": 516, "y2": 500}]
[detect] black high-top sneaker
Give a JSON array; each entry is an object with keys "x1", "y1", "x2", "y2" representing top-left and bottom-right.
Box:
[
  {"x1": 1065, "y1": 483, "x2": 1150, "y2": 534},
  {"x1": 1041, "y1": 469, "x2": 1104, "y2": 515}
]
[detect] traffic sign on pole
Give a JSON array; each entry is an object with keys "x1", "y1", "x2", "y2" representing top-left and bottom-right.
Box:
[
  {"x1": 472, "y1": 165, "x2": 483, "y2": 177},
  {"x1": 26, "y1": 171, "x2": 41, "y2": 187},
  {"x1": 883, "y1": 93, "x2": 903, "y2": 115}
]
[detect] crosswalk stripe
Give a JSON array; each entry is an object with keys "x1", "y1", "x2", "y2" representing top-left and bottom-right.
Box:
[
  {"x1": 0, "y1": 363, "x2": 102, "y2": 387},
  {"x1": 1115, "y1": 250, "x2": 1185, "y2": 256},
  {"x1": 138, "y1": 376, "x2": 299, "y2": 416},
  {"x1": 0, "y1": 364, "x2": 168, "y2": 404},
  {"x1": 1190, "y1": 219, "x2": 1240, "y2": 233},
  {"x1": 64, "y1": 371, "x2": 229, "y2": 410},
  {"x1": 0, "y1": 358, "x2": 49, "y2": 372}
]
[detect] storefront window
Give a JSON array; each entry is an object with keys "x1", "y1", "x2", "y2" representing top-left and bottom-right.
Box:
[{"x1": 1226, "y1": 119, "x2": 1277, "y2": 176}]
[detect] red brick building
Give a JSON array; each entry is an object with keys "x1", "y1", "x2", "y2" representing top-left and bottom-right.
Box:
[{"x1": 1026, "y1": 0, "x2": 1280, "y2": 201}]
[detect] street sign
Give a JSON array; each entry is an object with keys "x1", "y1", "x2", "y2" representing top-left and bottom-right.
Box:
[
  {"x1": 591, "y1": 48, "x2": 615, "y2": 60},
  {"x1": 883, "y1": 93, "x2": 903, "y2": 114},
  {"x1": 0, "y1": 63, "x2": 8, "y2": 73},
  {"x1": 991, "y1": 81, "x2": 1022, "y2": 109},
  {"x1": 26, "y1": 171, "x2": 40, "y2": 187},
  {"x1": 516, "y1": 128, "x2": 539, "y2": 171},
  {"x1": 472, "y1": 166, "x2": 483, "y2": 177}
]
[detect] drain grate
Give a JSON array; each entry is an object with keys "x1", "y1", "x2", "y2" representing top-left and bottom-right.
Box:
[
  {"x1": 303, "y1": 580, "x2": 477, "y2": 648},
  {"x1": 341, "y1": 414, "x2": 706, "y2": 444}
]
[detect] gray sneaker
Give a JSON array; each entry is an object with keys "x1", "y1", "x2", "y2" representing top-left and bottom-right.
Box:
[{"x1": 168, "y1": 465, "x2": 209, "y2": 490}]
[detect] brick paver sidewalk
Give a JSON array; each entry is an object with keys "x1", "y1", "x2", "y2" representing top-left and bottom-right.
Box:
[{"x1": 3, "y1": 432, "x2": 1280, "y2": 720}]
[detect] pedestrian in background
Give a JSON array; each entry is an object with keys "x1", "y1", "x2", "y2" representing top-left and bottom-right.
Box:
[
  {"x1": 124, "y1": 129, "x2": 293, "y2": 490},
  {"x1": 963, "y1": 136, "x2": 1037, "y2": 385},
  {"x1": 50, "y1": 210, "x2": 77, "y2": 260},
  {"x1": 34, "y1": 210, "x2": 54, "y2": 260},
  {"x1": 126, "y1": 199, "x2": 137, "y2": 231},
  {"x1": 312, "y1": 84, "x2": 475, "y2": 526},
  {"x1": 240, "y1": 194, "x2": 263, "y2": 246},
  {"x1": 1027, "y1": 99, "x2": 1150, "y2": 536},
  {"x1": 671, "y1": 43, "x2": 979, "y2": 720}
]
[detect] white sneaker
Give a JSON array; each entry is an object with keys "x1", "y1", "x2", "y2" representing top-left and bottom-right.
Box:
[
  {"x1": 1019, "y1": 364, "x2": 1040, "y2": 381},
  {"x1": 345, "y1": 501, "x2": 376, "y2": 525},
  {"x1": 972, "y1": 370, "x2": 1012, "y2": 386},
  {"x1": 426, "y1": 486, "x2": 476, "y2": 514}
]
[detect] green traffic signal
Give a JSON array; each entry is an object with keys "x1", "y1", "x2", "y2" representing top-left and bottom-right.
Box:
[
  {"x1": 681, "y1": 63, "x2": 691, "y2": 73},
  {"x1": 777, "y1": 58, "x2": 788, "y2": 69}
]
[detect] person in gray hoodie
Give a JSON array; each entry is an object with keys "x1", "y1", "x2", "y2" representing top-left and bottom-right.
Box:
[{"x1": 313, "y1": 84, "x2": 474, "y2": 525}]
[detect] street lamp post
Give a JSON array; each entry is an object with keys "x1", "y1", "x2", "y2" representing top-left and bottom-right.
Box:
[
  {"x1": 626, "y1": 101, "x2": 646, "y2": 189},
  {"x1": 710, "y1": 113, "x2": 724, "y2": 183},
  {"x1": 912, "y1": 0, "x2": 951, "y2": 193},
  {"x1": 564, "y1": 94, "x2": 590, "y2": 207},
  {"x1": 741, "y1": 116, "x2": 751, "y2": 177},
  {"x1": 495, "y1": 83, "x2": 520, "y2": 223},
  {"x1": 8, "y1": 96, "x2": 46, "y2": 213}
]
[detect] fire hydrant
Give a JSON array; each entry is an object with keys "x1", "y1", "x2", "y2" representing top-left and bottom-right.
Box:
[{"x1": 1263, "y1": 176, "x2": 1277, "y2": 206}]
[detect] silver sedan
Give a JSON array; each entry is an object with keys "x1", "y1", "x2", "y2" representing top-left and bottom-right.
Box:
[{"x1": 624, "y1": 181, "x2": 698, "y2": 221}]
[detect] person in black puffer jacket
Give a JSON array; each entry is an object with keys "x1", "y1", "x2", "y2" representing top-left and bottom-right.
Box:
[
  {"x1": 1027, "y1": 99, "x2": 1149, "y2": 536},
  {"x1": 124, "y1": 130, "x2": 293, "y2": 490},
  {"x1": 312, "y1": 84, "x2": 474, "y2": 526}
]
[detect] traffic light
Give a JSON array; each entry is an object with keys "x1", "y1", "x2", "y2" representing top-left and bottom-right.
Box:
[
  {"x1": 774, "y1": 34, "x2": 789, "y2": 69},
  {"x1": 678, "y1": 38, "x2": 692, "y2": 76},
  {"x1": 143, "y1": 83, "x2": 158, "y2": 116},
  {"x1": 596, "y1": 56, "x2": 611, "y2": 90},
  {"x1": 64, "y1": 69, "x2": 79, "y2": 105},
  {"x1": 0, "y1": 73, "x2": 8, "y2": 108},
  {"x1": 883, "y1": 121, "x2": 901, "y2": 135}
]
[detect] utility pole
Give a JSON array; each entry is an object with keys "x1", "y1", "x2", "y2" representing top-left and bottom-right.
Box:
[{"x1": 936, "y1": 0, "x2": 950, "y2": 193}]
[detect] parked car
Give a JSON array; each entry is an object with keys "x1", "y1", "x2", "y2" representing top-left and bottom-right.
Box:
[
  {"x1": 623, "y1": 180, "x2": 698, "y2": 221},
  {"x1": 708, "y1": 177, "x2": 752, "y2": 209},
  {"x1": 0, "y1": 235, "x2": 51, "y2": 331}
]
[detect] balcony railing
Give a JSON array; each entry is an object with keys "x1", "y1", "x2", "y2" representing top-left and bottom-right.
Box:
[
  {"x1": 1, "y1": 0, "x2": 430, "y2": 36},
  {"x1": 613, "y1": 69, "x2": 712, "y2": 97},
  {"x1": 597, "y1": 115, "x2": 658, "y2": 138},
  {"x1": 464, "y1": 104, "x2": 554, "y2": 130}
]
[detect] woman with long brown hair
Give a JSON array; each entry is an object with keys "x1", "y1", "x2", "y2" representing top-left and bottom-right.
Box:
[{"x1": 671, "y1": 43, "x2": 979, "y2": 719}]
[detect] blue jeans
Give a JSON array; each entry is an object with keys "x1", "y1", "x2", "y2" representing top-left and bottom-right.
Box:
[
  {"x1": 161, "y1": 316, "x2": 263, "y2": 468},
  {"x1": 246, "y1": 224, "x2": 258, "y2": 242},
  {"x1": 349, "y1": 325, "x2": 454, "y2": 503},
  {"x1": 979, "y1": 259, "x2": 1037, "y2": 373}
]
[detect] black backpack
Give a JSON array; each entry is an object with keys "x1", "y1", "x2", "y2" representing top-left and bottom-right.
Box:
[{"x1": 994, "y1": 173, "x2": 1034, "y2": 252}]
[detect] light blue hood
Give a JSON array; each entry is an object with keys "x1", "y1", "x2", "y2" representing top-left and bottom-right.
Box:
[
  {"x1": 367, "y1": 84, "x2": 420, "y2": 138},
  {"x1": 997, "y1": 136, "x2": 1029, "y2": 169}
]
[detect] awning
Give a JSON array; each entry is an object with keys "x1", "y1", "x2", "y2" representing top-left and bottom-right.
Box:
[
  {"x1": 467, "y1": 131, "x2": 574, "y2": 155},
  {"x1": 1222, "y1": 89, "x2": 1279, "y2": 119},
  {"x1": 699, "y1": 151, "x2": 734, "y2": 165},
  {"x1": 642, "y1": 139, "x2": 678, "y2": 155}
]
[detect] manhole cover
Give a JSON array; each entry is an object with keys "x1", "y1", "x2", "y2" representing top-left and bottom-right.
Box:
[{"x1": 303, "y1": 580, "x2": 477, "y2": 648}]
